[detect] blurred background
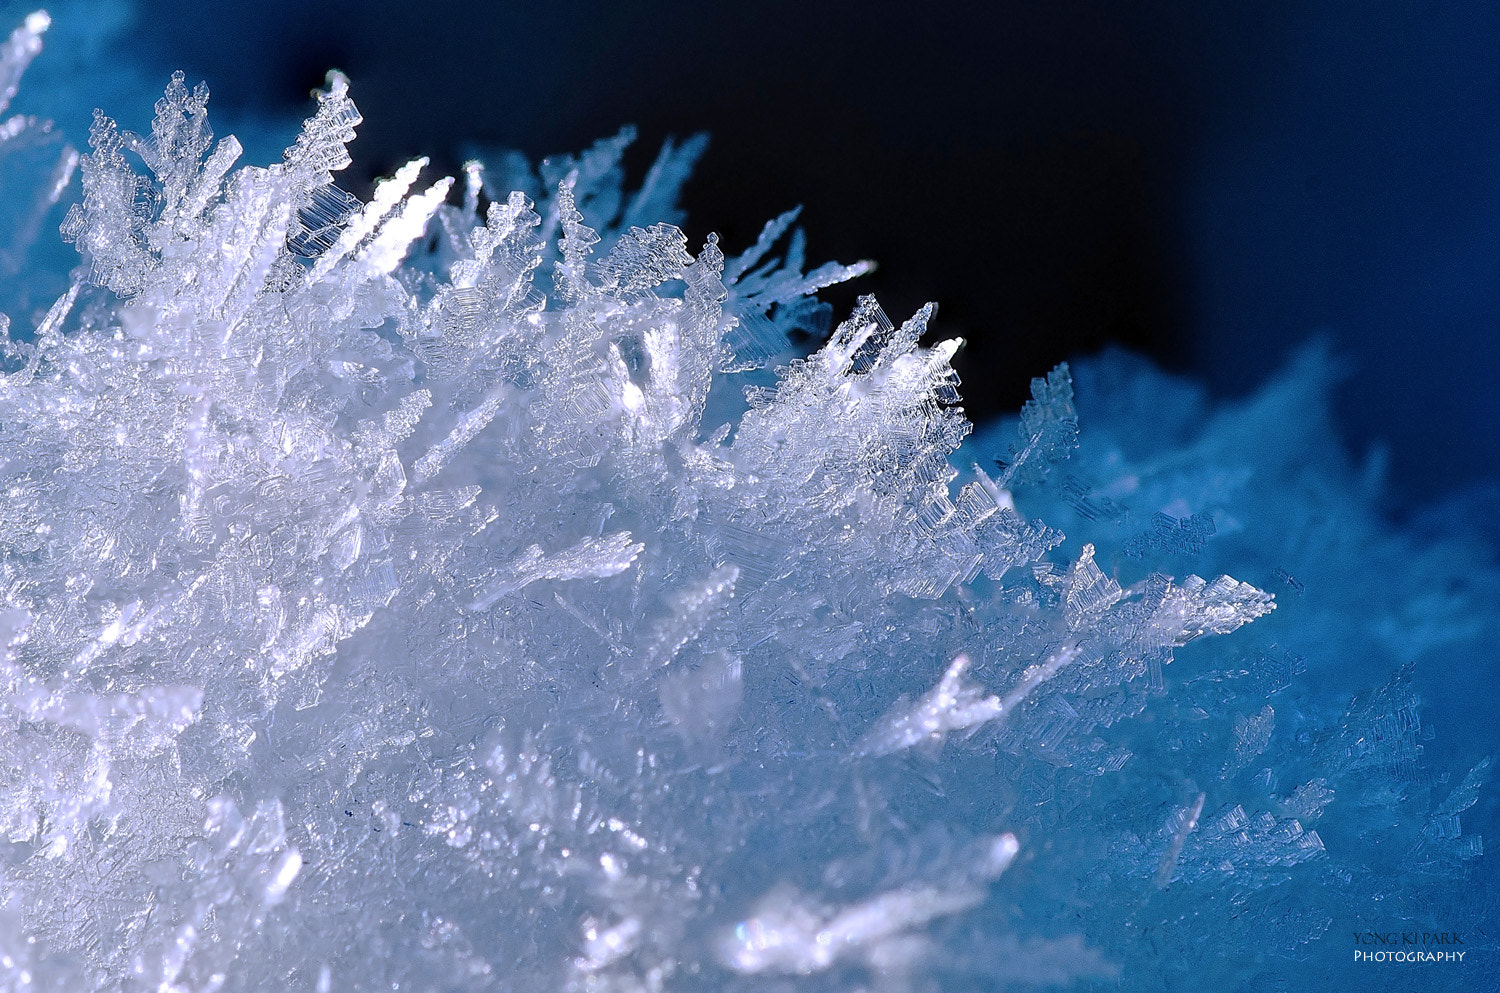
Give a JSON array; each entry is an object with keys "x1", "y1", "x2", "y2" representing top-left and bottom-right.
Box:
[{"x1": 10, "y1": 0, "x2": 1500, "y2": 510}]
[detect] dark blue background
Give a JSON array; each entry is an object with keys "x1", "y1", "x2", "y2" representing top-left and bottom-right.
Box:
[{"x1": 24, "y1": 0, "x2": 1500, "y2": 508}]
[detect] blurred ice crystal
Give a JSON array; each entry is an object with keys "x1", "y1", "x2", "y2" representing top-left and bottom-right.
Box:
[
  {"x1": 719, "y1": 833, "x2": 1019, "y2": 976},
  {"x1": 0, "y1": 9, "x2": 1494, "y2": 993}
]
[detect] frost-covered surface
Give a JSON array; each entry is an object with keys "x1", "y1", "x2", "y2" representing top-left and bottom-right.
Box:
[{"x1": 0, "y1": 11, "x2": 1495, "y2": 992}]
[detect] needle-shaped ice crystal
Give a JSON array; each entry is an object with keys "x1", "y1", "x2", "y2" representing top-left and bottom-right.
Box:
[
  {"x1": 854, "y1": 646, "x2": 1080, "y2": 758},
  {"x1": 720, "y1": 834, "x2": 1019, "y2": 975}
]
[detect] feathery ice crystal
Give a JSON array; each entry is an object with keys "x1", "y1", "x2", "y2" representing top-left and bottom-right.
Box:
[{"x1": 0, "y1": 12, "x2": 1493, "y2": 992}]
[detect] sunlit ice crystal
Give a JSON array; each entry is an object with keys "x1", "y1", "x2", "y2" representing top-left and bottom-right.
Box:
[{"x1": 0, "y1": 9, "x2": 1494, "y2": 993}]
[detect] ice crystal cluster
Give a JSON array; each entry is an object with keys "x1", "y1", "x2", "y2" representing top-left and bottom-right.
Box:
[{"x1": 0, "y1": 12, "x2": 1494, "y2": 993}]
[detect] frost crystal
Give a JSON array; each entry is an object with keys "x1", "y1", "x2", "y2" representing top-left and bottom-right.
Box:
[
  {"x1": 720, "y1": 834, "x2": 1019, "y2": 975},
  {"x1": 0, "y1": 12, "x2": 1493, "y2": 993}
]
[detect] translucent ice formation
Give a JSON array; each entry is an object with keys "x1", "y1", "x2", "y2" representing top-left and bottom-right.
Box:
[{"x1": 0, "y1": 11, "x2": 1492, "y2": 993}]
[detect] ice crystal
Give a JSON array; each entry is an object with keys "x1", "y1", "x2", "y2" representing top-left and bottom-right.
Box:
[{"x1": 0, "y1": 11, "x2": 1493, "y2": 993}]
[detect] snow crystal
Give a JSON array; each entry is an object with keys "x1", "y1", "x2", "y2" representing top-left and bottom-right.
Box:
[{"x1": 0, "y1": 10, "x2": 1493, "y2": 993}]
